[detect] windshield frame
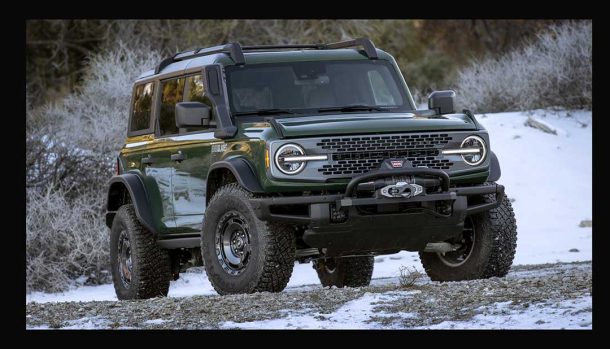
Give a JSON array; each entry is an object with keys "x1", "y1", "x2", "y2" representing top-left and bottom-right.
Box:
[{"x1": 224, "y1": 59, "x2": 416, "y2": 117}]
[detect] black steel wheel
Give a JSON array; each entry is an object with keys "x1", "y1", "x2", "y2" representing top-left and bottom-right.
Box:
[
  {"x1": 117, "y1": 230, "x2": 133, "y2": 288},
  {"x1": 201, "y1": 184, "x2": 296, "y2": 295},
  {"x1": 215, "y1": 211, "x2": 252, "y2": 276},
  {"x1": 436, "y1": 216, "x2": 476, "y2": 267}
]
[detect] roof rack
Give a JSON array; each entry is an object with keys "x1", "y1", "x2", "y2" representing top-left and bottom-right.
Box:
[
  {"x1": 155, "y1": 38, "x2": 378, "y2": 74},
  {"x1": 155, "y1": 43, "x2": 245, "y2": 74}
]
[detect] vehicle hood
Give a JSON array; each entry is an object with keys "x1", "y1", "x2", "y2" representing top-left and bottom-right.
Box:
[{"x1": 272, "y1": 112, "x2": 478, "y2": 138}]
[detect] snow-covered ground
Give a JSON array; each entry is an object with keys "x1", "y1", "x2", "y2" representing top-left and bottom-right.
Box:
[{"x1": 26, "y1": 109, "x2": 592, "y2": 329}]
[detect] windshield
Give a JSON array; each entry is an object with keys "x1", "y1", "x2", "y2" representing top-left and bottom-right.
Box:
[{"x1": 225, "y1": 60, "x2": 413, "y2": 116}]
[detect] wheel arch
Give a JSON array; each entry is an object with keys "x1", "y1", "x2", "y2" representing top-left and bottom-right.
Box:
[
  {"x1": 106, "y1": 173, "x2": 158, "y2": 235},
  {"x1": 487, "y1": 151, "x2": 501, "y2": 182},
  {"x1": 206, "y1": 158, "x2": 264, "y2": 204}
]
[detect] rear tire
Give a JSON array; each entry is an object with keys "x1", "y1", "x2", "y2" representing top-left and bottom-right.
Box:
[
  {"x1": 313, "y1": 256, "x2": 374, "y2": 288},
  {"x1": 201, "y1": 184, "x2": 296, "y2": 295},
  {"x1": 110, "y1": 204, "x2": 171, "y2": 300},
  {"x1": 419, "y1": 191, "x2": 517, "y2": 281}
]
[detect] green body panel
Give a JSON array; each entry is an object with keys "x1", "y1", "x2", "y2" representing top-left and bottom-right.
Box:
[
  {"x1": 121, "y1": 133, "x2": 220, "y2": 235},
  {"x1": 273, "y1": 113, "x2": 476, "y2": 138},
  {"x1": 170, "y1": 135, "x2": 217, "y2": 233},
  {"x1": 122, "y1": 146, "x2": 176, "y2": 234}
]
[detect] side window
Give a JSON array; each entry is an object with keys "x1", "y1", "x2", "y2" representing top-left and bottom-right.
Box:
[
  {"x1": 185, "y1": 74, "x2": 206, "y2": 103},
  {"x1": 368, "y1": 70, "x2": 397, "y2": 105},
  {"x1": 159, "y1": 77, "x2": 185, "y2": 136},
  {"x1": 130, "y1": 82, "x2": 155, "y2": 133},
  {"x1": 182, "y1": 74, "x2": 210, "y2": 132}
]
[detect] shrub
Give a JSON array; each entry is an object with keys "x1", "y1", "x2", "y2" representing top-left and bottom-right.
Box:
[
  {"x1": 26, "y1": 41, "x2": 161, "y2": 292},
  {"x1": 454, "y1": 21, "x2": 591, "y2": 113},
  {"x1": 26, "y1": 187, "x2": 110, "y2": 292},
  {"x1": 398, "y1": 265, "x2": 424, "y2": 288}
]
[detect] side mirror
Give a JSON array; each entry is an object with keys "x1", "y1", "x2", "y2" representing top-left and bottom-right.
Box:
[
  {"x1": 428, "y1": 90, "x2": 456, "y2": 114},
  {"x1": 175, "y1": 102, "x2": 210, "y2": 127}
]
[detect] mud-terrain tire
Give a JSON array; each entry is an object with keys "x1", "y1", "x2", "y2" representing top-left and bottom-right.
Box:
[
  {"x1": 201, "y1": 184, "x2": 296, "y2": 295},
  {"x1": 110, "y1": 204, "x2": 171, "y2": 300},
  {"x1": 313, "y1": 256, "x2": 374, "y2": 288},
  {"x1": 419, "y1": 191, "x2": 517, "y2": 281}
]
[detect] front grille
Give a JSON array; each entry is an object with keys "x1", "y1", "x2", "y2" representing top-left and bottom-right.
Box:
[
  {"x1": 316, "y1": 133, "x2": 454, "y2": 176},
  {"x1": 316, "y1": 134, "x2": 452, "y2": 152}
]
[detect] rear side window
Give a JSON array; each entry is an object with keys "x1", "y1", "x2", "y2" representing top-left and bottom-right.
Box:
[
  {"x1": 159, "y1": 78, "x2": 185, "y2": 136},
  {"x1": 130, "y1": 82, "x2": 155, "y2": 133}
]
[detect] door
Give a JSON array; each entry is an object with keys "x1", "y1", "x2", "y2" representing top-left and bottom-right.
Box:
[
  {"x1": 123, "y1": 81, "x2": 177, "y2": 232},
  {"x1": 158, "y1": 73, "x2": 217, "y2": 233}
]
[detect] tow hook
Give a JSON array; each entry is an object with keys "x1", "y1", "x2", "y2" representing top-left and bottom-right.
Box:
[{"x1": 380, "y1": 182, "x2": 424, "y2": 198}]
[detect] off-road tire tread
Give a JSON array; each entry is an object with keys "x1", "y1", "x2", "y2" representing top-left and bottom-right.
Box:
[
  {"x1": 419, "y1": 187, "x2": 517, "y2": 281},
  {"x1": 315, "y1": 256, "x2": 374, "y2": 288},
  {"x1": 111, "y1": 204, "x2": 171, "y2": 300},
  {"x1": 202, "y1": 183, "x2": 296, "y2": 295},
  {"x1": 480, "y1": 193, "x2": 518, "y2": 278}
]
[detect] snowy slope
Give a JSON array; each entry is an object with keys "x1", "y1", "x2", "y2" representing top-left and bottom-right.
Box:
[{"x1": 26, "y1": 109, "x2": 592, "y2": 306}]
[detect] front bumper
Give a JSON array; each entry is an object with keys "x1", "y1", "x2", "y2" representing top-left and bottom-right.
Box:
[{"x1": 250, "y1": 168, "x2": 504, "y2": 255}]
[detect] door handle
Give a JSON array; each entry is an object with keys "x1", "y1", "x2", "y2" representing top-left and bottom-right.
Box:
[
  {"x1": 171, "y1": 151, "x2": 185, "y2": 162},
  {"x1": 141, "y1": 155, "x2": 155, "y2": 165}
]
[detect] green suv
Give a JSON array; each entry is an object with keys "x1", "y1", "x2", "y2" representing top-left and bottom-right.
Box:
[{"x1": 106, "y1": 38, "x2": 517, "y2": 299}]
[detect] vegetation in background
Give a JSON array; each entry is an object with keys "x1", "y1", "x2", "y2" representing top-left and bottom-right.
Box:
[
  {"x1": 455, "y1": 21, "x2": 592, "y2": 112},
  {"x1": 25, "y1": 20, "x2": 591, "y2": 292},
  {"x1": 26, "y1": 42, "x2": 160, "y2": 291},
  {"x1": 26, "y1": 19, "x2": 562, "y2": 107}
]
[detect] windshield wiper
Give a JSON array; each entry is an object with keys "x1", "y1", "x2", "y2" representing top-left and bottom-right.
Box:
[
  {"x1": 317, "y1": 105, "x2": 394, "y2": 113},
  {"x1": 233, "y1": 108, "x2": 300, "y2": 116}
]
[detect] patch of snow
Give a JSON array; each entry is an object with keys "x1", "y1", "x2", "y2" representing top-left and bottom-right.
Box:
[
  {"x1": 143, "y1": 319, "x2": 167, "y2": 325},
  {"x1": 478, "y1": 110, "x2": 592, "y2": 265},
  {"x1": 27, "y1": 284, "x2": 118, "y2": 304},
  {"x1": 61, "y1": 316, "x2": 111, "y2": 330},
  {"x1": 221, "y1": 290, "x2": 419, "y2": 329},
  {"x1": 418, "y1": 296, "x2": 592, "y2": 329}
]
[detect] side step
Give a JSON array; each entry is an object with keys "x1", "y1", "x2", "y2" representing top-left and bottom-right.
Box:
[{"x1": 157, "y1": 237, "x2": 200, "y2": 249}]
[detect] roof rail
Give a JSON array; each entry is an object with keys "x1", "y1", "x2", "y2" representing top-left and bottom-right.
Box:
[
  {"x1": 240, "y1": 38, "x2": 377, "y2": 59},
  {"x1": 321, "y1": 38, "x2": 378, "y2": 59},
  {"x1": 155, "y1": 42, "x2": 245, "y2": 74},
  {"x1": 154, "y1": 38, "x2": 377, "y2": 74},
  {"x1": 242, "y1": 44, "x2": 324, "y2": 50}
]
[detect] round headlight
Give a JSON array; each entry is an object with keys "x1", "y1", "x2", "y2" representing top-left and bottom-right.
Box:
[
  {"x1": 275, "y1": 144, "x2": 306, "y2": 175},
  {"x1": 460, "y1": 135, "x2": 487, "y2": 166}
]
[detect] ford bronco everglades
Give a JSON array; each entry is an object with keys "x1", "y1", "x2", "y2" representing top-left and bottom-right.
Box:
[{"x1": 105, "y1": 38, "x2": 517, "y2": 299}]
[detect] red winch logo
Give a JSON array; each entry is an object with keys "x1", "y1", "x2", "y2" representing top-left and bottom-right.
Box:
[{"x1": 390, "y1": 160, "x2": 404, "y2": 168}]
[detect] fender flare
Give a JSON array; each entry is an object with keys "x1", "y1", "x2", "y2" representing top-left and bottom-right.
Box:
[
  {"x1": 106, "y1": 173, "x2": 158, "y2": 235},
  {"x1": 207, "y1": 158, "x2": 264, "y2": 197},
  {"x1": 487, "y1": 151, "x2": 502, "y2": 182}
]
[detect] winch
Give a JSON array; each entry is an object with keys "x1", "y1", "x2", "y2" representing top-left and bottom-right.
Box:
[{"x1": 356, "y1": 175, "x2": 441, "y2": 198}]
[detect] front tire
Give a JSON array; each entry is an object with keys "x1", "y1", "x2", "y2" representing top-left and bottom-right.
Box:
[
  {"x1": 201, "y1": 184, "x2": 296, "y2": 295},
  {"x1": 110, "y1": 204, "x2": 171, "y2": 300},
  {"x1": 313, "y1": 256, "x2": 374, "y2": 288},
  {"x1": 419, "y1": 192, "x2": 517, "y2": 281}
]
